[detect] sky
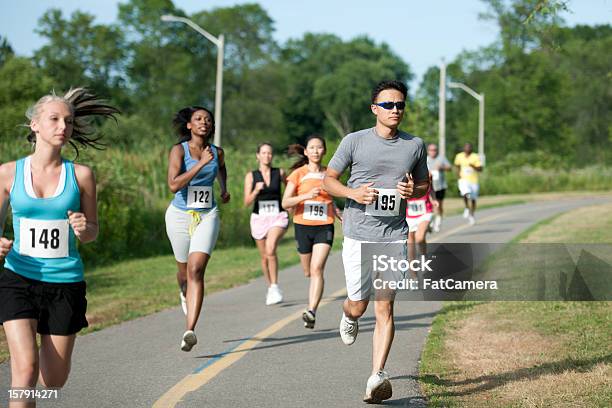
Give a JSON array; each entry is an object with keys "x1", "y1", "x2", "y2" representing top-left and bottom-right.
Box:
[{"x1": 1, "y1": 0, "x2": 611, "y2": 87}]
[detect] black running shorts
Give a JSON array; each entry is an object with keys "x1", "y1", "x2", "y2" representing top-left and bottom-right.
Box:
[
  {"x1": 294, "y1": 223, "x2": 334, "y2": 254},
  {"x1": 0, "y1": 268, "x2": 88, "y2": 335},
  {"x1": 434, "y1": 189, "x2": 446, "y2": 201}
]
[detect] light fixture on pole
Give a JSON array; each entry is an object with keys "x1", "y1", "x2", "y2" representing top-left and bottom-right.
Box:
[
  {"x1": 448, "y1": 82, "x2": 485, "y2": 166},
  {"x1": 161, "y1": 14, "x2": 224, "y2": 147}
]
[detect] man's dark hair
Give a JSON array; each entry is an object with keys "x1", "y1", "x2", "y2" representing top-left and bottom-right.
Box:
[{"x1": 371, "y1": 80, "x2": 408, "y2": 103}]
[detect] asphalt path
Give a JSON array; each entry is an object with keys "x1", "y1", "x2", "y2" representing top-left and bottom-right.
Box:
[{"x1": 2, "y1": 195, "x2": 610, "y2": 407}]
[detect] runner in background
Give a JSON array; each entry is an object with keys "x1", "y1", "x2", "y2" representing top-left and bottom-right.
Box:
[
  {"x1": 165, "y1": 106, "x2": 230, "y2": 352},
  {"x1": 244, "y1": 143, "x2": 288, "y2": 306},
  {"x1": 0, "y1": 88, "x2": 118, "y2": 407},
  {"x1": 426, "y1": 143, "x2": 451, "y2": 232},
  {"x1": 406, "y1": 179, "x2": 435, "y2": 271},
  {"x1": 454, "y1": 143, "x2": 482, "y2": 225},
  {"x1": 282, "y1": 135, "x2": 341, "y2": 329}
]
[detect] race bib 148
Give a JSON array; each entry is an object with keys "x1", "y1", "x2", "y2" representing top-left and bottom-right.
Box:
[{"x1": 19, "y1": 218, "x2": 69, "y2": 258}]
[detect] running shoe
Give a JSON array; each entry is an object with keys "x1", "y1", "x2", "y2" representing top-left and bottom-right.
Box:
[
  {"x1": 302, "y1": 310, "x2": 316, "y2": 329},
  {"x1": 181, "y1": 330, "x2": 197, "y2": 352},
  {"x1": 468, "y1": 215, "x2": 476, "y2": 226},
  {"x1": 462, "y1": 208, "x2": 470, "y2": 219},
  {"x1": 363, "y1": 370, "x2": 392, "y2": 403},
  {"x1": 339, "y1": 313, "x2": 358, "y2": 345},
  {"x1": 179, "y1": 291, "x2": 187, "y2": 316},
  {"x1": 265, "y1": 284, "x2": 283, "y2": 305}
]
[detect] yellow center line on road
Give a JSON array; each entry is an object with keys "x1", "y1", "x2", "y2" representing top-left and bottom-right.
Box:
[{"x1": 153, "y1": 286, "x2": 347, "y2": 408}]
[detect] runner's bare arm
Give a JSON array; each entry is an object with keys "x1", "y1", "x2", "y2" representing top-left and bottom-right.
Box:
[
  {"x1": 216, "y1": 148, "x2": 230, "y2": 203},
  {"x1": 72, "y1": 164, "x2": 99, "y2": 243},
  {"x1": 167, "y1": 144, "x2": 211, "y2": 193},
  {"x1": 282, "y1": 181, "x2": 319, "y2": 209},
  {"x1": 0, "y1": 163, "x2": 16, "y2": 258},
  {"x1": 323, "y1": 168, "x2": 377, "y2": 205},
  {"x1": 243, "y1": 172, "x2": 260, "y2": 207}
]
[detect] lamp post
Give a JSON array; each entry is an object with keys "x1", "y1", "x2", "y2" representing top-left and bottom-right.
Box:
[
  {"x1": 448, "y1": 82, "x2": 485, "y2": 166},
  {"x1": 161, "y1": 14, "x2": 224, "y2": 147}
]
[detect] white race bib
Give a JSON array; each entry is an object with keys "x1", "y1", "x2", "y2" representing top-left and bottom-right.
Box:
[
  {"x1": 407, "y1": 200, "x2": 426, "y2": 217},
  {"x1": 259, "y1": 200, "x2": 279, "y2": 215},
  {"x1": 365, "y1": 188, "x2": 400, "y2": 217},
  {"x1": 431, "y1": 170, "x2": 440, "y2": 181},
  {"x1": 20, "y1": 218, "x2": 69, "y2": 258},
  {"x1": 303, "y1": 201, "x2": 327, "y2": 221},
  {"x1": 187, "y1": 186, "x2": 213, "y2": 209},
  {"x1": 463, "y1": 166, "x2": 474, "y2": 175}
]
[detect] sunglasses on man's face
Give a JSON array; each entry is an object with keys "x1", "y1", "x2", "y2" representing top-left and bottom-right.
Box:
[{"x1": 374, "y1": 101, "x2": 406, "y2": 110}]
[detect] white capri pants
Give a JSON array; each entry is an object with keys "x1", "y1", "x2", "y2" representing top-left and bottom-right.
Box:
[{"x1": 165, "y1": 204, "x2": 220, "y2": 263}]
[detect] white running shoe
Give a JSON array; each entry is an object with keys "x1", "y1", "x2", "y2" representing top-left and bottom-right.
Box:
[
  {"x1": 363, "y1": 370, "x2": 392, "y2": 403},
  {"x1": 339, "y1": 313, "x2": 358, "y2": 345},
  {"x1": 179, "y1": 291, "x2": 187, "y2": 316},
  {"x1": 181, "y1": 330, "x2": 197, "y2": 352},
  {"x1": 462, "y1": 208, "x2": 470, "y2": 219},
  {"x1": 265, "y1": 284, "x2": 283, "y2": 305},
  {"x1": 468, "y1": 215, "x2": 476, "y2": 226}
]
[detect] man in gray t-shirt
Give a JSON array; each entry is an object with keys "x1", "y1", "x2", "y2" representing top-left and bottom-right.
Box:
[{"x1": 323, "y1": 80, "x2": 429, "y2": 403}]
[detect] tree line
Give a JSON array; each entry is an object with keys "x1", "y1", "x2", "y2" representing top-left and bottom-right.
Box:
[{"x1": 1, "y1": 0, "x2": 610, "y2": 167}]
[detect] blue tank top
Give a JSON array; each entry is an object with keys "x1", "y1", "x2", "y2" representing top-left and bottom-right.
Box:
[
  {"x1": 170, "y1": 142, "x2": 219, "y2": 211},
  {"x1": 4, "y1": 157, "x2": 84, "y2": 283}
]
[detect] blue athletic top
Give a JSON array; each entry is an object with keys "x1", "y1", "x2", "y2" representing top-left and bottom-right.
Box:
[
  {"x1": 170, "y1": 141, "x2": 219, "y2": 212},
  {"x1": 4, "y1": 157, "x2": 84, "y2": 283}
]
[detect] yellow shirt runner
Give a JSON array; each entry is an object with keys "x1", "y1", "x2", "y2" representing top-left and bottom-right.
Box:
[{"x1": 454, "y1": 152, "x2": 482, "y2": 184}]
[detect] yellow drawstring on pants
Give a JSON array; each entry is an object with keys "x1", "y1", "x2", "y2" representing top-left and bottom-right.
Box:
[{"x1": 187, "y1": 210, "x2": 202, "y2": 237}]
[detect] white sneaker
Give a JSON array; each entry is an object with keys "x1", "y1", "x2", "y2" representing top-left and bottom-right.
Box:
[
  {"x1": 181, "y1": 330, "x2": 197, "y2": 352},
  {"x1": 339, "y1": 313, "x2": 358, "y2": 345},
  {"x1": 468, "y1": 215, "x2": 476, "y2": 225},
  {"x1": 179, "y1": 291, "x2": 187, "y2": 316},
  {"x1": 364, "y1": 370, "x2": 392, "y2": 403},
  {"x1": 265, "y1": 284, "x2": 283, "y2": 305},
  {"x1": 462, "y1": 208, "x2": 470, "y2": 219}
]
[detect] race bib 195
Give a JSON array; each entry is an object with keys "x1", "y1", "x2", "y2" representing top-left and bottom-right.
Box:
[
  {"x1": 19, "y1": 218, "x2": 69, "y2": 258},
  {"x1": 187, "y1": 186, "x2": 213, "y2": 209},
  {"x1": 303, "y1": 201, "x2": 327, "y2": 221},
  {"x1": 259, "y1": 200, "x2": 280, "y2": 215},
  {"x1": 365, "y1": 188, "x2": 400, "y2": 217}
]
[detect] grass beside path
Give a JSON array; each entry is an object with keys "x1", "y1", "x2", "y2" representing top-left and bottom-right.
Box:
[
  {"x1": 419, "y1": 202, "x2": 612, "y2": 407},
  {"x1": 0, "y1": 228, "x2": 342, "y2": 363}
]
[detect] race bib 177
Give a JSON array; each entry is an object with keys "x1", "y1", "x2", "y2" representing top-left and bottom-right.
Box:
[{"x1": 259, "y1": 200, "x2": 280, "y2": 215}]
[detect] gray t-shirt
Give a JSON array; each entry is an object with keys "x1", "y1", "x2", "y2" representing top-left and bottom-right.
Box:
[
  {"x1": 328, "y1": 127, "x2": 428, "y2": 242},
  {"x1": 427, "y1": 156, "x2": 451, "y2": 191}
]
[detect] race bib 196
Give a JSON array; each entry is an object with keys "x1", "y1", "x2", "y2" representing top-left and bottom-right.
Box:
[
  {"x1": 19, "y1": 218, "x2": 69, "y2": 258},
  {"x1": 365, "y1": 188, "x2": 400, "y2": 217},
  {"x1": 259, "y1": 200, "x2": 280, "y2": 215},
  {"x1": 303, "y1": 201, "x2": 327, "y2": 221},
  {"x1": 187, "y1": 186, "x2": 213, "y2": 209},
  {"x1": 407, "y1": 200, "x2": 426, "y2": 217}
]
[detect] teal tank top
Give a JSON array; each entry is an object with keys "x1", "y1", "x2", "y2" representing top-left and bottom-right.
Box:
[{"x1": 4, "y1": 157, "x2": 84, "y2": 283}]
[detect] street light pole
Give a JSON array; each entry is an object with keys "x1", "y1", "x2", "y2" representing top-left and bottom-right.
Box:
[
  {"x1": 438, "y1": 61, "x2": 447, "y2": 159},
  {"x1": 161, "y1": 15, "x2": 224, "y2": 146},
  {"x1": 448, "y1": 82, "x2": 485, "y2": 166}
]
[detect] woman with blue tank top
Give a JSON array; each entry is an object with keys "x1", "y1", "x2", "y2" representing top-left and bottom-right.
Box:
[
  {"x1": 165, "y1": 106, "x2": 230, "y2": 352},
  {"x1": 0, "y1": 88, "x2": 118, "y2": 398}
]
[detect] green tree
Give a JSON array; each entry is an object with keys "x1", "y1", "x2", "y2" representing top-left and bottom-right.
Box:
[
  {"x1": 0, "y1": 57, "x2": 54, "y2": 150},
  {"x1": 0, "y1": 36, "x2": 14, "y2": 68},
  {"x1": 34, "y1": 9, "x2": 126, "y2": 100}
]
